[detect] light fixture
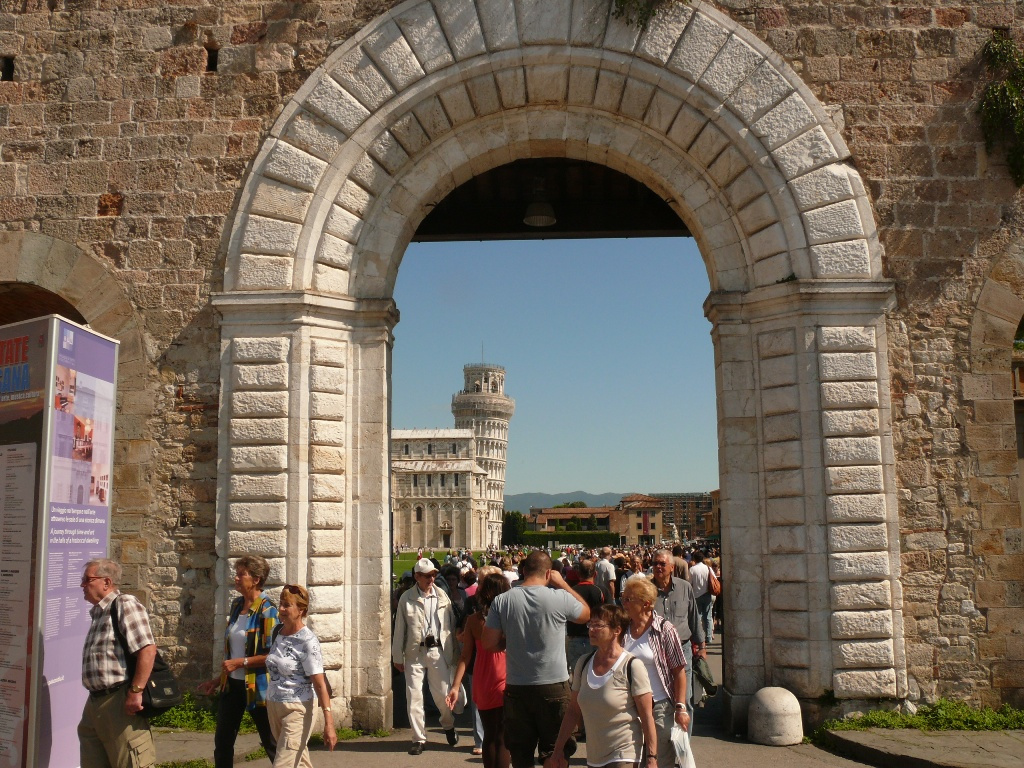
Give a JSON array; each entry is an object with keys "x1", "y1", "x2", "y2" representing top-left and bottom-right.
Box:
[{"x1": 523, "y1": 177, "x2": 556, "y2": 227}]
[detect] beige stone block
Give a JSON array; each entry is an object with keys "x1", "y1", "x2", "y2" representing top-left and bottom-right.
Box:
[
  {"x1": 824, "y1": 436, "x2": 882, "y2": 466},
  {"x1": 789, "y1": 163, "x2": 856, "y2": 212},
  {"x1": 834, "y1": 639, "x2": 895, "y2": 669},
  {"x1": 228, "y1": 529, "x2": 287, "y2": 558},
  {"x1": 494, "y1": 67, "x2": 527, "y2": 108},
  {"x1": 477, "y1": 0, "x2": 519, "y2": 50},
  {"x1": 736, "y1": 194, "x2": 779, "y2": 235},
  {"x1": 235, "y1": 254, "x2": 294, "y2": 291},
  {"x1": 769, "y1": 582, "x2": 808, "y2": 612},
  {"x1": 439, "y1": 82, "x2": 476, "y2": 125},
  {"x1": 748, "y1": 222, "x2": 788, "y2": 260},
  {"x1": 822, "y1": 409, "x2": 879, "y2": 436},
  {"x1": 768, "y1": 554, "x2": 809, "y2": 583},
  {"x1": 759, "y1": 355, "x2": 798, "y2": 388},
  {"x1": 241, "y1": 215, "x2": 302, "y2": 257},
  {"x1": 721, "y1": 360, "x2": 754, "y2": 391},
  {"x1": 829, "y1": 552, "x2": 890, "y2": 581},
  {"x1": 311, "y1": 446, "x2": 346, "y2": 473},
  {"x1": 263, "y1": 140, "x2": 327, "y2": 192},
  {"x1": 311, "y1": 420, "x2": 347, "y2": 446},
  {"x1": 831, "y1": 610, "x2": 893, "y2": 639},
  {"x1": 753, "y1": 252, "x2": 794, "y2": 287},
  {"x1": 336, "y1": 179, "x2": 374, "y2": 216},
  {"x1": 233, "y1": 391, "x2": 289, "y2": 418},
  {"x1": 771, "y1": 610, "x2": 810, "y2": 640},
  {"x1": 234, "y1": 363, "x2": 289, "y2": 391},
  {"x1": 819, "y1": 352, "x2": 877, "y2": 381},
  {"x1": 233, "y1": 337, "x2": 290, "y2": 364},
  {"x1": 826, "y1": 465, "x2": 883, "y2": 494},
  {"x1": 231, "y1": 445, "x2": 288, "y2": 472},
  {"x1": 332, "y1": 48, "x2": 395, "y2": 110},
  {"x1": 831, "y1": 581, "x2": 892, "y2": 611},
  {"x1": 758, "y1": 328, "x2": 797, "y2": 358},
  {"x1": 768, "y1": 525, "x2": 807, "y2": 554},
  {"x1": 309, "y1": 585, "x2": 346, "y2": 613},
  {"x1": 727, "y1": 59, "x2": 792, "y2": 123},
  {"x1": 818, "y1": 326, "x2": 876, "y2": 352},
  {"x1": 772, "y1": 639, "x2": 811, "y2": 668},
  {"x1": 517, "y1": 0, "x2": 571, "y2": 44},
  {"x1": 820, "y1": 381, "x2": 879, "y2": 408},
  {"x1": 432, "y1": 0, "x2": 487, "y2": 60},
  {"x1": 324, "y1": 204, "x2": 364, "y2": 244},
  {"x1": 635, "y1": 1, "x2": 691, "y2": 64},
  {"x1": 826, "y1": 494, "x2": 887, "y2": 523},
  {"x1": 621, "y1": 78, "x2": 656, "y2": 121},
  {"x1": 833, "y1": 669, "x2": 897, "y2": 698},
  {"x1": 701, "y1": 34, "x2": 763, "y2": 101},
  {"x1": 309, "y1": 530, "x2": 346, "y2": 556},
  {"x1": 250, "y1": 176, "x2": 315, "y2": 221},
  {"x1": 365, "y1": 19, "x2": 426, "y2": 89},
  {"x1": 466, "y1": 73, "x2": 502, "y2": 117},
  {"x1": 829, "y1": 523, "x2": 889, "y2": 553},
  {"x1": 230, "y1": 473, "x2": 288, "y2": 501},
  {"x1": 311, "y1": 339, "x2": 347, "y2": 367},
  {"x1": 311, "y1": 474, "x2": 346, "y2": 502},
  {"x1": 773, "y1": 125, "x2": 841, "y2": 180},
  {"x1": 666, "y1": 10, "x2": 730, "y2": 82},
  {"x1": 667, "y1": 103, "x2": 707, "y2": 150},
  {"x1": 308, "y1": 610, "x2": 346, "y2": 640},
  {"x1": 903, "y1": 531, "x2": 947, "y2": 551},
  {"x1": 764, "y1": 440, "x2": 802, "y2": 471},
  {"x1": 764, "y1": 412, "x2": 802, "y2": 443},
  {"x1": 752, "y1": 91, "x2": 815, "y2": 151},
  {"x1": 311, "y1": 365, "x2": 346, "y2": 394},
  {"x1": 228, "y1": 502, "x2": 288, "y2": 529},
  {"x1": 311, "y1": 392, "x2": 346, "y2": 420},
  {"x1": 765, "y1": 469, "x2": 804, "y2": 497},
  {"x1": 310, "y1": 502, "x2": 347, "y2": 528},
  {"x1": 766, "y1": 497, "x2": 804, "y2": 526},
  {"x1": 803, "y1": 200, "x2": 865, "y2": 246},
  {"x1": 761, "y1": 385, "x2": 799, "y2": 415}
]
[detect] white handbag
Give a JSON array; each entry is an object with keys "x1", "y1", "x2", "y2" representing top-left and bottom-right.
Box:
[{"x1": 670, "y1": 725, "x2": 697, "y2": 768}]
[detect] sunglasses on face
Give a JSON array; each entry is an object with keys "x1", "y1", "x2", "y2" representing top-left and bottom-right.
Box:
[{"x1": 81, "y1": 575, "x2": 106, "y2": 585}]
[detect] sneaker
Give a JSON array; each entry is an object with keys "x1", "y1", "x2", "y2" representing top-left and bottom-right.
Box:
[
  {"x1": 446, "y1": 728, "x2": 459, "y2": 747},
  {"x1": 409, "y1": 743, "x2": 424, "y2": 755}
]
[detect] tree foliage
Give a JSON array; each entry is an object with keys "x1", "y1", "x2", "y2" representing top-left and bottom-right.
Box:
[
  {"x1": 979, "y1": 31, "x2": 1024, "y2": 186},
  {"x1": 612, "y1": 0, "x2": 670, "y2": 30},
  {"x1": 553, "y1": 500, "x2": 588, "y2": 508},
  {"x1": 502, "y1": 510, "x2": 526, "y2": 546}
]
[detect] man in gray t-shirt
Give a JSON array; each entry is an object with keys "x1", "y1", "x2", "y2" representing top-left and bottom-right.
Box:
[
  {"x1": 594, "y1": 547, "x2": 617, "y2": 602},
  {"x1": 483, "y1": 551, "x2": 589, "y2": 768}
]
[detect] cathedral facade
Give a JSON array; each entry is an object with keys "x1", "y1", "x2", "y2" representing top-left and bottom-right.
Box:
[{"x1": 391, "y1": 364, "x2": 514, "y2": 550}]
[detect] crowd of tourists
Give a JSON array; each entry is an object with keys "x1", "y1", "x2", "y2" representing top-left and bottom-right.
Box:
[{"x1": 77, "y1": 543, "x2": 719, "y2": 768}]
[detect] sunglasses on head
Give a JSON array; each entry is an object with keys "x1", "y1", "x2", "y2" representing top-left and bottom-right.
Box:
[{"x1": 283, "y1": 584, "x2": 306, "y2": 597}]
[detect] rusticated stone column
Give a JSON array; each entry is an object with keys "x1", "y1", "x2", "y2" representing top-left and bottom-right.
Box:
[{"x1": 213, "y1": 291, "x2": 398, "y2": 729}]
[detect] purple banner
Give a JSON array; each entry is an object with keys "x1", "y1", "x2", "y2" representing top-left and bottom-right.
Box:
[{"x1": 38, "y1": 321, "x2": 116, "y2": 768}]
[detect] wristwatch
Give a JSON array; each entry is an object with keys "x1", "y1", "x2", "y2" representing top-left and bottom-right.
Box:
[
  {"x1": 673, "y1": 702, "x2": 685, "y2": 710},
  {"x1": 129, "y1": 683, "x2": 145, "y2": 694}
]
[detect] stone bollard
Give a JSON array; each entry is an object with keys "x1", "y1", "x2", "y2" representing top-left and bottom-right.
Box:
[{"x1": 747, "y1": 687, "x2": 803, "y2": 745}]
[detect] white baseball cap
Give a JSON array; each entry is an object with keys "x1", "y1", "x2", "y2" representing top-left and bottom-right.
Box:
[{"x1": 414, "y1": 558, "x2": 438, "y2": 575}]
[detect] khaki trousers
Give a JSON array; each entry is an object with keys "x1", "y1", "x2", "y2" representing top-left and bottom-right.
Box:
[
  {"x1": 267, "y1": 699, "x2": 315, "y2": 768},
  {"x1": 403, "y1": 645, "x2": 455, "y2": 744},
  {"x1": 78, "y1": 686, "x2": 156, "y2": 768}
]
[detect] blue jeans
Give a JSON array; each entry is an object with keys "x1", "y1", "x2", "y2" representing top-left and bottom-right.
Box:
[
  {"x1": 696, "y1": 593, "x2": 714, "y2": 645},
  {"x1": 682, "y1": 641, "x2": 695, "y2": 736}
]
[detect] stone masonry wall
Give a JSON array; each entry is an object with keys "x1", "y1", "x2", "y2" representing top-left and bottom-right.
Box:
[{"x1": 0, "y1": 0, "x2": 1021, "y2": 706}]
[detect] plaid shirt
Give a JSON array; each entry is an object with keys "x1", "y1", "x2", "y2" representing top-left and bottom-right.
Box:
[
  {"x1": 81, "y1": 591, "x2": 155, "y2": 692},
  {"x1": 626, "y1": 612, "x2": 686, "y2": 700},
  {"x1": 220, "y1": 593, "x2": 279, "y2": 709}
]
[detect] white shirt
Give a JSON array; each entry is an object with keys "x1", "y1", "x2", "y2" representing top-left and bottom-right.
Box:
[
  {"x1": 689, "y1": 562, "x2": 710, "y2": 598},
  {"x1": 227, "y1": 614, "x2": 247, "y2": 680},
  {"x1": 623, "y1": 627, "x2": 670, "y2": 702}
]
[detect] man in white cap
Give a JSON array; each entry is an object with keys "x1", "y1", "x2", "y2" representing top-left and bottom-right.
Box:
[{"x1": 392, "y1": 558, "x2": 459, "y2": 755}]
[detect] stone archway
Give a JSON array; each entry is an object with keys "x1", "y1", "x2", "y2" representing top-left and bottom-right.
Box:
[{"x1": 214, "y1": 0, "x2": 906, "y2": 728}]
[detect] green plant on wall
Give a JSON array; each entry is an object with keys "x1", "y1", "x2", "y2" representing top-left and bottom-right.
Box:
[
  {"x1": 979, "y1": 31, "x2": 1024, "y2": 186},
  {"x1": 613, "y1": 0, "x2": 669, "y2": 30}
]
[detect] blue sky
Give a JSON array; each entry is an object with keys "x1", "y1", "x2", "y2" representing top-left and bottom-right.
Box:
[{"x1": 391, "y1": 237, "x2": 719, "y2": 495}]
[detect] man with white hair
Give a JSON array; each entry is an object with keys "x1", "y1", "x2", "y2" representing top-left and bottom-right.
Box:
[
  {"x1": 594, "y1": 546, "x2": 617, "y2": 602},
  {"x1": 78, "y1": 558, "x2": 157, "y2": 768}
]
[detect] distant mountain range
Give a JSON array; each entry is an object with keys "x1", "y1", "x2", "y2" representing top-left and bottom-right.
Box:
[{"x1": 504, "y1": 491, "x2": 629, "y2": 513}]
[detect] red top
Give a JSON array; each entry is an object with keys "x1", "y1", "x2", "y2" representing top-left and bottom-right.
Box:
[{"x1": 472, "y1": 635, "x2": 506, "y2": 710}]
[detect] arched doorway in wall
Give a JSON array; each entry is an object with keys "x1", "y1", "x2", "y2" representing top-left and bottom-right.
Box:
[{"x1": 216, "y1": 0, "x2": 905, "y2": 729}]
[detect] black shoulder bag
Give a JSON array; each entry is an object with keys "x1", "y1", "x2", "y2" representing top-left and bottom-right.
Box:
[{"x1": 110, "y1": 596, "x2": 183, "y2": 717}]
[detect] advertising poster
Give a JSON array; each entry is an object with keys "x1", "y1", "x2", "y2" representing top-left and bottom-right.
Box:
[
  {"x1": 38, "y1": 321, "x2": 117, "y2": 768},
  {"x1": 0, "y1": 320, "x2": 49, "y2": 768}
]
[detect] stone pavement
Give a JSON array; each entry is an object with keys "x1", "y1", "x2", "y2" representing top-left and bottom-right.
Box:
[{"x1": 152, "y1": 633, "x2": 1021, "y2": 768}]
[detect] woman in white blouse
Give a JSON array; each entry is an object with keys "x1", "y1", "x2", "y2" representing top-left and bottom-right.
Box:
[
  {"x1": 546, "y1": 604, "x2": 658, "y2": 768},
  {"x1": 265, "y1": 584, "x2": 337, "y2": 767}
]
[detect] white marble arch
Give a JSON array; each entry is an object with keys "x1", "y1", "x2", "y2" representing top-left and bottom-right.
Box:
[{"x1": 214, "y1": 0, "x2": 905, "y2": 729}]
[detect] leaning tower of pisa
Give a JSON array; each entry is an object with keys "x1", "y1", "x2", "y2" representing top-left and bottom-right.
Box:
[{"x1": 451, "y1": 364, "x2": 515, "y2": 548}]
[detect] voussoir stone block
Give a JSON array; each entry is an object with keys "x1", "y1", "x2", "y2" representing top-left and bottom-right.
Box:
[
  {"x1": 829, "y1": 523, "x2": 889, "y2": 553},
  {"x1": 829, "y1": 552, "x2": 891, "y2": 581},
  {"x1": 789, "y1": 164, "x2": 855, "y2": 212},
  {"x1": 701, "y1": 34, "x2": 763, "y2": 102},
  {"x1": 241, "y1": 215, "x2": 302, "y2": 257},
  {"x1": 432, "y1": 0, "x2": 487, "y2": 60},
  {"x1": 233, "y1": 337, "x2": 290, "y2": 363},
  {"x1": 635, "y1": 1, "x2": 692, "y2": 65},
  {"x1": 811, "y1": 240, "x2": 873, "y2": 278},
  {"x1": 263, "y1": 141, "x2": 328, "y2": 192},
  {"x1": 803, "y1": 199, "x2": 865, "y2": 245},
  {"x1": 773, "y1": 125, "x2": 840, "y2": 180},
  {"x1": 667, "y1": 11, "x2": 730, "y2": 83},
  {"x1": 364, "y1": 20, "x2": 426, "y2": 90},
  {"x1": 833, "y1": 669, "x2": 897, "y2": 699},
  {"x1": 753, "y1": 91, "x2": 815, "y2": 151}
]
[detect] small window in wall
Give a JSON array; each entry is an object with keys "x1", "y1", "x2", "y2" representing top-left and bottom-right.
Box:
[
  {"x1": 404, "y1": 443, "x2": 409, "y2": 455},
  {"x1": 0, "y1": 57, "x2": 14, "y2": 82},
  {"x1": 427, "y1": 443, "x2": 432, "y2": 454},
  {"x1": 440, "y1": 474, "x2": 446, "y2": 487},
  {"x1": 415, "y1": 507, "x2": 423, "y2": 522},
  {"x1": 413, "y1": 475, "x2": 418, "y2": 487},
  {"x1": 637, "y1": 523, "x2": 643, "y2": 530},
  {"x1": 454, "y1": 474, "x2": 459, "y2": 487},
  {"x1": 427, "y1": 475, "x2": 432, "y2": 487},
  {"x1": 205, "y1": 45, "x2": 219, "y2": 72},
  {"x1": 451, "y1": 443, "x2": 457, "y2": 454}
]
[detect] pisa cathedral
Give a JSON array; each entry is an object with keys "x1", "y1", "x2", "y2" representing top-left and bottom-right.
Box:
[{"x1": 391, "y1": 363, "x2": 514, "y2": 550}]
